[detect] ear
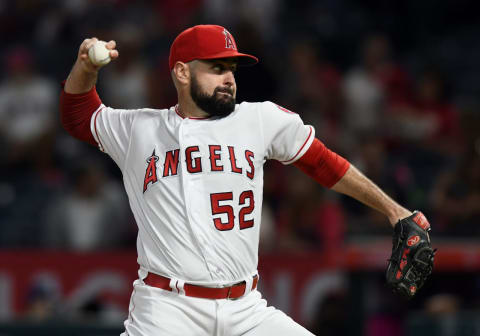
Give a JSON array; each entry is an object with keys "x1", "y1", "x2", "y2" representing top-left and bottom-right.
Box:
[{"x1": 173, "y1": 62, "x2": 190, "y2": 85}]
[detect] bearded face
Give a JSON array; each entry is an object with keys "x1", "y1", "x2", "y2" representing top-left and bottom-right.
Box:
[{"x1": 190, "y1": 72, "x2": 236, "y2": 118}]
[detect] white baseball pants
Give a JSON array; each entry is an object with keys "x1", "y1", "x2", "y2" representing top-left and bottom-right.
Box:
[{"x1": 121, "y1": 279, "x2": 315, "y2": 336}]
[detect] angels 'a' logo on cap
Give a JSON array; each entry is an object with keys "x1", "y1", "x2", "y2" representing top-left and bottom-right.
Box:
[{"x1": 223, "y1": 28, "x2": 236, "y2": 50}]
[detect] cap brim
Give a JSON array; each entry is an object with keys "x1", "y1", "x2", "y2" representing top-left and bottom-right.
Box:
[{"x1": 196, "y1": 51, "x2": 258, "y2": 66}]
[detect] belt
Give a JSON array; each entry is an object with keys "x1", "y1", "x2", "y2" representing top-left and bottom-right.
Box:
[{"x1": 144, "y1": 273, "x2": 258, "y2": 300}]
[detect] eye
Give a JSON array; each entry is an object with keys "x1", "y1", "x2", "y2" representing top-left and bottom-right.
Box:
[{"x1": 213, "y1": 64, "x2": 224, "y2": 72}]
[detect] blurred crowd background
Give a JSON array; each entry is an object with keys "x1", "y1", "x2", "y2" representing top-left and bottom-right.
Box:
[{"x1": 1, "y1": 0, "x2": 480, "y2": 335}]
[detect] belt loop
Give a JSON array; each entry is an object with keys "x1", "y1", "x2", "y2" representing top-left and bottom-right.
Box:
[
  {"x1": 243, "y1": 276, "x2": 254, "y2": 297},
  {"x1": 138, "y1": 267, "x2": 148, "y2": 285},
  {"x1": 169, "y1": 278, "x2": 178, "y2": 293},
  {"x1": 176, "y1": 279, "x2": 186, "y2": 296},
  {"x1": 169, "y1": 277, "x2": 185, "y2": 295},
  {"x1": 168, "y1": 278, "x2": 186, "y2": 295}
]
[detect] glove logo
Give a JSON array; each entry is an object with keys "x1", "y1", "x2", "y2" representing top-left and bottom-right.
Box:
[
  {"x1": 407, "y1": 235, "x2": 420, "y2": 246},
  {"x1": 413, "y1": 212, "x2": 430, "y2": 230}
]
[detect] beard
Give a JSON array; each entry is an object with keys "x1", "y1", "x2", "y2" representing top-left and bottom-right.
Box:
[{"x1": 190, "y1": 75, "x2": 236, "y2": 118}]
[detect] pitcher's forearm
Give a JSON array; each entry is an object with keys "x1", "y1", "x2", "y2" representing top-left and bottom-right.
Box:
[
  {"x1": 64, "y1": 61, "x2": 98, "y2": 94},
  {"x1": 331, "y1": 164, "x2": 411, "y2": 226}
]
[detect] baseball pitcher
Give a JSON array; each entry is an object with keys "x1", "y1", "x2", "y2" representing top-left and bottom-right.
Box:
[{"x1": 60, "y1": 25, "x2": 434, "y2": 335}]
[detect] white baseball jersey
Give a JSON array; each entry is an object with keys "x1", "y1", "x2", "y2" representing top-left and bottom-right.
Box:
[{"x1": 90, "y1": 101, "x2": 314, "y2": 286}]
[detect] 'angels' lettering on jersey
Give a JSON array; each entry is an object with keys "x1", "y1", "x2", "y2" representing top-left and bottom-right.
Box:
[
  {"x1": 143, "y1": 145, "x2": 255, "y2": 193},
  {"x1": 90, "y1": 101, "x2": 315, "y2": 285}
]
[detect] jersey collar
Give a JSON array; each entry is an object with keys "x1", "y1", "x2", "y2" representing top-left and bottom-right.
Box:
[{"x1": 175, "y1": 104, "x2": 210, "y2": 120}]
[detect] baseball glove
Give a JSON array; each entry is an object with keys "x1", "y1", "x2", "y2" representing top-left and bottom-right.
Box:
[{"x1": 386, "y1": 211, "x2": 436, "y2": 298}]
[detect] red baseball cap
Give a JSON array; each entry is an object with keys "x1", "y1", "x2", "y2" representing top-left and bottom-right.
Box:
[{"x1": 169, "y1": 25, "x2": 258, "y2": 70}]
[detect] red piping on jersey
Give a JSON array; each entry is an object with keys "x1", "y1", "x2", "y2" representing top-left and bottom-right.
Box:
[
  {"x1": 274, "y1": 103, "x2": 297, "y2": 114},
  {"x1": 293, "y1": 138, "x2": 350, "y2": 188},
  {"x1": 281, "y1": 126, "x2": 313, "y2": 163},
  {"x1": 175, "y1": 105, "x2": 210, "y2": 120},
  {"x1": 93, "y1": 107, "x2": 105, "y2": 150}
]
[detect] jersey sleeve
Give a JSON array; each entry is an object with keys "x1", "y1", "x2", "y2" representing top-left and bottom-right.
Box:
[
  {"x1": 90, "y1": 104, "x2": 137, "y2": 169},
  {"x1": 259, "y1": 101, "x2": 315, "y2": 164}
]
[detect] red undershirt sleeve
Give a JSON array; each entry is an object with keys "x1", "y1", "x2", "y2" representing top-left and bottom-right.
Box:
[
  {"x1": 59, "y1": 83, "x2": 102, "y2": 146},
  {"x1": 293, "y1": 138, "x2": 350, "y2": 188}
]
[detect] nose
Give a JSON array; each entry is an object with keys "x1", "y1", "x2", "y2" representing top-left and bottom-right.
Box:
[{"x1": 223, "y1": 70, "x2": 235, "y2": 87}]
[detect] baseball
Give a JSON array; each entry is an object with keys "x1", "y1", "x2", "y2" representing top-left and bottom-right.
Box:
[{"x1": 88, "y1": 40, "x2": 111, "y2": 66}]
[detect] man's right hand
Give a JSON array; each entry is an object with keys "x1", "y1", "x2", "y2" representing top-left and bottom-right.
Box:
[
  {"x1": 78, "y1": 38, "x2": 119, "y2": 73},
  {"x1": 64, "y1": 37, "x2": 119, "y2": 94}
]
